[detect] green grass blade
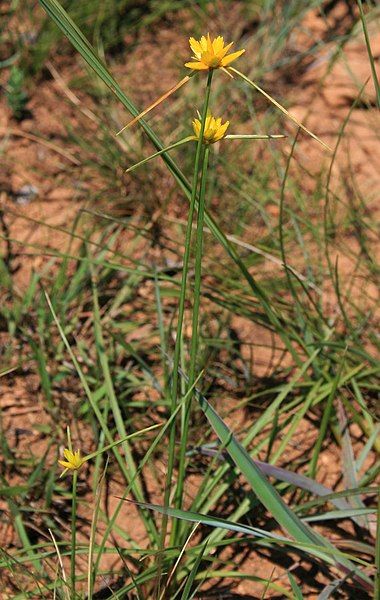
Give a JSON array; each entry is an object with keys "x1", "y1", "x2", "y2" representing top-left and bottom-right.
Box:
[
  {"x1": 357, "y1": 0, "x2": 380, "y2": 108},
  {"x1": 195, "y1": 391, "x2": 373, "y2": 588},
  {"x1": 90, "y1": 263, "x2": 159, "y2": 543},
  {"x1": 190, "y1": 349, "x2": 322, "y2": 518},
  {"x1": 129, "y1": 500, "x2": 373, "y2": 569},
  {"x1": 287, "y1": 571, "x2": 304, "y2": 599},
  {"x1": 309, "y1": 359, "x2": 345, "y2": 478},
  {"x1": 93, "y1": 372, "x2": 204, "y2": 577},
  {"x1": 4, "y1": 494, "x2": 42, "y2": 571},
  {"x1": 194, "y1": 449, "x2": 362, "y2": 514},
  {"x1": 303, "y1": 508, "x2": 375, "y2": 522},
  {"x1": 44, "y1": 291, "x2": 146, "y2": 490},
  {"x1": 180, "y1": 540, "x2": 208, "y2": 600}
]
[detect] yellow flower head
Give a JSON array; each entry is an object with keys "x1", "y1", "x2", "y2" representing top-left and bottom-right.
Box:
[
  {"x1": 192, "y1": 113, "x2": 229, "y2": 144},
  {"x1": 59, "y1": 448, "x2": 84, "y2": 475},
  {"x1": 185, "y1": 34, "x2": 245, "y2": 71}
]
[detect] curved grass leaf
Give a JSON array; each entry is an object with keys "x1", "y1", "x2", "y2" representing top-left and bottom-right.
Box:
[
  {"x1": 303, "y1": 508, "x2": 375, "y2": 523},
  {"x1": 192, "y1": 446, "x2": 364, "y2": 515},
  {"x1": 288, "y1": 571, "x2": 304, "y2": 599},
  {"x1": 195, "y1": 391, "x2": 374, "y2": 591},
  {"x1": 127, "y1": 499, "x2": 373, "y2": 570}
]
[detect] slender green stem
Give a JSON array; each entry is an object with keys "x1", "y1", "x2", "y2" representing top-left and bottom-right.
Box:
[
  {"x1": 157, "y1": 70, "x2": 213, "y2": 581},
  {"x1": 357, "y1": 0, "x2": 380, "y2": 109},
  {"x1": 189, "y1": 145, "x2": 210, "y2": 379},
  {"x1": 71, "y1": 469, "x2": 78, "y2": 598},
  {"x1": 166, "y1": 69, "x2": 213, "y2": 501},
  {"x1": 175, "y1": 145, "x2": 210, "y2": 520}
]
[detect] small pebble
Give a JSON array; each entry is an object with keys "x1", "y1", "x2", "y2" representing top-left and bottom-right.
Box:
[{"x1": 14, "y1": 184, "x2": 38, "y2": 205}]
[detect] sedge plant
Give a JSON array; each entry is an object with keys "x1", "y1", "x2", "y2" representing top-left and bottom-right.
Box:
[
  {"x1": 122, "y1": 36, "x2": 290, "y2": 578},
  {"x1": 2, "y1": 1, "x2": 376, "y2": 597}
]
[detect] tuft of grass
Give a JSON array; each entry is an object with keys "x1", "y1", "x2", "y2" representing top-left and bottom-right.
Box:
[{"x1": 5, "y1": 66, "x2": 29, "y2": 120}]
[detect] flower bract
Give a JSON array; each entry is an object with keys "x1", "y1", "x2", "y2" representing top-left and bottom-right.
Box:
[
  {"x1": 185, "y1": 34, "x2": 245, "y2": 71},
  {"x1": 192, "y1": 114, "x2": 229, "y2": 144}
]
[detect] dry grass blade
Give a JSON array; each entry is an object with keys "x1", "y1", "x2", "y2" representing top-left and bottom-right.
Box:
[
  {"x1": 159, "y1": 523, "x2": 200, "y2": 600},
  {"x1": 116, "y1": 75, "x2": 191, "y2": 134},
  {"x1": 229, "y1": 67, "x2": 332, "y2": 151},
  {"x1": 48, "y1": 528, "x2": 69, "y2": 600},
  {"x1": 0, "y1": 127, "x2": 80, "y2": 164}
]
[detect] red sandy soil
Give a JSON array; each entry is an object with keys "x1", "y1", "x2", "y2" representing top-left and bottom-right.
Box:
[{"x1": 0, "y1": 1, "x2": 378, "y2": 598}]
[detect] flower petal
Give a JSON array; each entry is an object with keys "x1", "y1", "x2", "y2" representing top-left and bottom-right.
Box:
[
  {"x1": 184, "y1": 61, "x2": 209, "y2": 70},
  {"x1": 206, "y1": 33, "x2": 213, "y2": 54},
  {"x1": 218, "y1": 41, "x2": 234, "y2": 59},
  {"x1": 63, "y1": 449, "x2": 74, "y2": 461},
  {"x1": 189, "y1": 37, "x2": 202, "y2": 59},
  {"x1": 199, "y1": 36, "x2": 208, "y2": 52},
  {"x1": 220, "y1": 49, "x2": 245, "y2": 66},
  {"x1": 212, "y1": 36, "x2": 225, "y2": 55},
  {"x1": 214, "y1": 121, "x2": 230, "y2": 140},
  {"x1": 58, "y1": 460, "x2": 73, "y2": 469},
  {"x1": 192, "y1": 119, "x2": 201, "y2": 137}
]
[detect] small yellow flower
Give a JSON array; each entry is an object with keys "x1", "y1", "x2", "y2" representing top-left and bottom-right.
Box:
[
  {"x1": 192, "y1": 114, "x2": 229, "y2": 144},
  {"x1": 59, "y1": 448, "x2": 84, "y2": 476},
  {"x1": 185, "y1": 34, "x2": 245, "y2": 71}
]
